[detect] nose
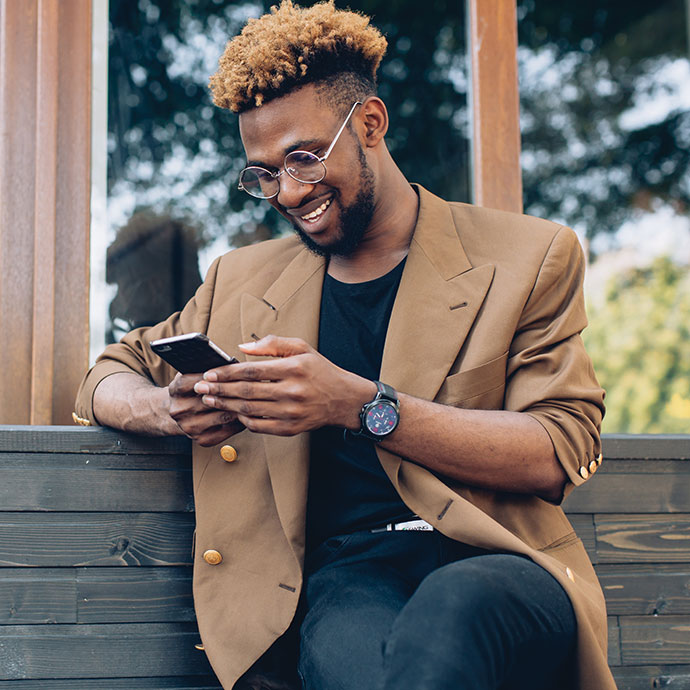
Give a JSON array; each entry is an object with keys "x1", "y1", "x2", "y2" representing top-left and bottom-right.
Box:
[{"x1": 275, "y1": 171, "x2": 313, "y2": 209}]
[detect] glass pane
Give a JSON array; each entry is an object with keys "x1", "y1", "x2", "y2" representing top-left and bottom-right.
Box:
[
  {"x1": 518, "y1": 0, "x2": 690, "y2": 433},
  {"x1": 91, "y1": 0, "x2": 470, "y2": 356}
]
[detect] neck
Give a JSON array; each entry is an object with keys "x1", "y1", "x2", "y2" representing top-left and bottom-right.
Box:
[{"x1": 327, "y1": 160, "x2": 418, "y2": 283}]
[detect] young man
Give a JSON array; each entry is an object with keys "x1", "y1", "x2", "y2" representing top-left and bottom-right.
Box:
[{"x1": 75, "y1": 2, "x2": 615, "y2": 688}]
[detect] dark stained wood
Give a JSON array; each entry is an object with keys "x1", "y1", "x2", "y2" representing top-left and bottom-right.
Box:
[
  {"x1": 563, "y1": 459, "x2": 690, "y2": 513},
  {"x1": 608, "y1": 615, "x2": 622, "y2": 666},
  {"x1": 0, "y1": 678, "x2": 222, "y2": 689},
  {"x1": 611, "y1": 665, "x2": 690, "y2": 690},
  {"x1": 602, "y1": 435, "x2": 690, "y2": 460},
  {"x1": 0, "y1": 623, "x2": 214, "y2": 680},
  {"x1": 0, "y1": 569, "x2": 75, "y2": 624},
  {"x1": 0, "y1": 457, "x2": 193, "y2": 512},
  {"x1": 597, "y1": 564, "x2": 690, "y2": 616},
  {"x1": 619, "y1": 615, "x2": 690, "y2": 665},
  {"x1": 77, "y1": 567, "x2": 194, "y2": 623},
  {"x1": 0, "y1": 513, "x2": 194, "y2": 567},
  {"x1": 596, "y1": 515, "x2": 690, "y2": 564},
  {"x1": 0, "y1": 426, "x2": 191, "y2": 454},
  {"x1": 468, "y1": 0, "x2": 523, "y2": 212}
]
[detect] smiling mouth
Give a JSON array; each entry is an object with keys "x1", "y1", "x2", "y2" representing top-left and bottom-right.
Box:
[{"x1": 300, "y1": 198, "x2": 332, "y2": 222}]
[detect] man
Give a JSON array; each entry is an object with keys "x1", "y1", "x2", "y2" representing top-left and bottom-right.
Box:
[{"x1": 75, "y1": 2, "x2": 615, "y2": 688}]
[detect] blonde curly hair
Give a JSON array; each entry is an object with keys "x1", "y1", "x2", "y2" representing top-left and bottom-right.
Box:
[{"x1": 209, "y1": 0, "x2": 387, "y2": 113}]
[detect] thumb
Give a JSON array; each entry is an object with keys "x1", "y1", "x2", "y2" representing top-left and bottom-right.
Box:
[{"x1": 238, "y1": 334, "x2": 312, "y2": 358}]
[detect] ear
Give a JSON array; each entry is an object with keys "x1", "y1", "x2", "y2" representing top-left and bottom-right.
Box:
[{"x1": 358, "y1": 97, "x2": 388, "y2": 148}]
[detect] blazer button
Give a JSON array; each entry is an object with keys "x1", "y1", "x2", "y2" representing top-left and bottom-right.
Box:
[
  {"x1": 579, "y1": 466, "x2": 589, "y2": 480},
  {"x1": 588, "y1": 460, "x2": 598, "y2": 474},
  {"x1": 220, "y1": 445, "x2": 238, "y2": 463},
  {"x1": 566, "y1": 567, "x2": 576, "y2": 583},
  {"x1": 595, "y1": 453, "x2": 603, "y2": 465},
  {"x1": 203, "y1": 549, "x2": 223, "y2": 565},
  {"x1": 194, "y1": 642, "x2": 205, "y2": 651}
]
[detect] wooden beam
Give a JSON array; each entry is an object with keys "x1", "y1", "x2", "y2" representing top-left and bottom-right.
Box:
[{"x1": 468, "y1": 0, "x2": 523, "y2": 212}]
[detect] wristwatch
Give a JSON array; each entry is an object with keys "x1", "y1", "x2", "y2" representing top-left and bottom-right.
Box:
[{"x1": 357, "y1": 381, "x2": 400, "y2": 441}]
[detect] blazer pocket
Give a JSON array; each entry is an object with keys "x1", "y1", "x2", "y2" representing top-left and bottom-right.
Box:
[{"x1": 435, "y1": 351, "x2": 509, "y2": 406}]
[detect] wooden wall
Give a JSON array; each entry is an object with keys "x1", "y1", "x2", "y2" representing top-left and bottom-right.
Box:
[{"x1": 0, "y1": 427, "x2": 689, "y2": 688}]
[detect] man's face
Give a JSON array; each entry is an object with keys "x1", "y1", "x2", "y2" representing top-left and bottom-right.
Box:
[{"x1": 239, "y1": 86, "x2": 376, "y2": 257}]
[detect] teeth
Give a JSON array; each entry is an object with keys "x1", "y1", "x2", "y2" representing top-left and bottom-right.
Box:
[{"x1": 301, "y1": 198, "x2": 331, "y2": 220}]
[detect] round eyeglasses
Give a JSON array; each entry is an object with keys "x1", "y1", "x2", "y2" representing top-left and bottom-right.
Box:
[{"x1": 238, "y1": 101, "x2": 362, "y2": 200}]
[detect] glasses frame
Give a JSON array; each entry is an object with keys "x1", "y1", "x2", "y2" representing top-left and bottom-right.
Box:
[{"x1": 238, "y1": 100, "x2": 363, "y2": 200}]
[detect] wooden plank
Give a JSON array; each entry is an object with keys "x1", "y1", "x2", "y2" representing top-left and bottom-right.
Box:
[
  {"x1": 611, "y1": 665, "x2": 690, "y2": 690},
  {"x1": 0, "y1": 678, "x2": 222, "y2": 689},
  {"x1": 0, "y1": 426, "x2": 191, "y2": 455},
  {"x1": 76, "y1": 567, "x2": 195, "y2": 623},
  {"x1": 0, "y1": 458, "x2": 193, "y2": 512},
  {"x1": 602, "y1": 434, "x2": 690, "y2": 460},
  {"x1": 596, "y1": 515, "x2": 690, "y2": 564},
  {"x1": 597, "y1": 563, "x2": 690, "y2": 616},
  {"x1": 0, "y1": 623, "x2": 214, "y2": 680},
  {"x1": 567, "y1": 513, "x2": 597, "y2": 563},
  {"x1": 619, "y1": 615, "x2": 690, "y2": 665},
  {"x1": 564, "y1": 460, "x2": 690, "y2": 513},
  {"x1": 468, "y1": 0, "x2": 523, "y2": 212},
  {"x1": 0, "y1": 568, "x2": 75, "y2": 624},
  {"x1": 608, "y1": 615, "x2": 622, "y2": 666},
  {"x1": 0, "y1": 513, "x2": 193, "y2": 566}
]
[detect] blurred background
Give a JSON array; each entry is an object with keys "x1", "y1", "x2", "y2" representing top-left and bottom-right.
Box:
[{"x1": 101, "y1": 0, "x2": 689, "y2": 434}]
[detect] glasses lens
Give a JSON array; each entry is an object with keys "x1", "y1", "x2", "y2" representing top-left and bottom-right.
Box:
[
  {"x1": 285, "y1": 151, "x2": 326, "y2": 184},
  {"x1": 239, "y1": 167, "x2": 278, "y2": 199}
]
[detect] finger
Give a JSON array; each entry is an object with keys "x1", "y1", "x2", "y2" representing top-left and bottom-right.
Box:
[
  {"x1": 238, "y1": 334, "x2": 312, "y2": 358},
  {"x1": 237, "y1": 414, "x2": 296, "y2": 437},
  {"x1": 194, "y1": 379, "x2": 278, "y2": 401},
  {"x1": 169, "y1": 372, "x2": 204, "y2": 396},
  {"x1": 194, "y1": 420, "x2": 245, "y2": 447},
  {"x1": 203, "y1": 354, "x2": 306, "y2": 383},
  {"x1": 200, "y1": 395, "x2": 291, "y2": 420}
]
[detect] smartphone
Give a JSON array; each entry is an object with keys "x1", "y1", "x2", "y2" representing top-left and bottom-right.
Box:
[{"x1": 150, "y1": 333, "x2": 238, "y2": 374}]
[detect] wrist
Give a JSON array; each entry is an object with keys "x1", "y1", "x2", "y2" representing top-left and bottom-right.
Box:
[{"x1": 341, "y1": 376, "x2": 378, "y2": 431}]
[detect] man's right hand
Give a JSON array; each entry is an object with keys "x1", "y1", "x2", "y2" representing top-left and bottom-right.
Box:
[
  {"x1": 168, "y1": 372, "x2": 245, "y2": 446},
  {"x1": 92, "y1": 371, "x2": 243, "y2": 445}
]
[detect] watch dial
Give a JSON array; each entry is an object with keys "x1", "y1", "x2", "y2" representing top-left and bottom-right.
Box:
[{"x1": 365, "y1": 401, "x2": 398, "y2": 436}]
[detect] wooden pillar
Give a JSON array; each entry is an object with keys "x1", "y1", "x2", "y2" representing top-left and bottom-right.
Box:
[
  {"x1": 468, "y1": 0, "x2": 523, "y2": 213},
  {"x1": 0, "y1": 0, "x2": 91, "y2": 424}
]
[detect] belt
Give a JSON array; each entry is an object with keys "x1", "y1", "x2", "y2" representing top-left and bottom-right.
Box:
[{"x1": 370, "y1": 518, "x2": 434, "y2": 533}]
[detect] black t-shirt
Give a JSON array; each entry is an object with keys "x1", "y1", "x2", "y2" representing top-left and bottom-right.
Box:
[{"x1": 306, "y1": 259, "x2": 415, "y2": 549}]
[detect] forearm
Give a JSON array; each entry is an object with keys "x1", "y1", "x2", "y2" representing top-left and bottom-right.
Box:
[
  {"x1": 375, "y1": 394, "x2": 567, "y2": 502},
  {"x1": 93, "y1": 372, "x2": 182, "y2": 437}
]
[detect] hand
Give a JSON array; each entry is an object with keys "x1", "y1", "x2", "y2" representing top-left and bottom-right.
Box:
[
  {"x1": 168, "y1": 372, "x2": 244, "y2": 446},
  {"x1": 192, "y1": 335, "x2": 376, "y2": 436}
]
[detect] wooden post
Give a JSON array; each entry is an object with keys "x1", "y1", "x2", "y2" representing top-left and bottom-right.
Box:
[
  {"x1": 0, "y1": 0, "x2": 91, "y2": 424},
  {"x1": 468, "y1": 0, "x2": 523, "y2": 213}
]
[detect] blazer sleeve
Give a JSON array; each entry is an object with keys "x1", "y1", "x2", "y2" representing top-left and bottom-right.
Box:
[
  {"x1": 74, "y1": 256, "x2": 222, "y2": 425},
  {"x1": 504, "y1": 226, "x2": 605, "y2": 498}
]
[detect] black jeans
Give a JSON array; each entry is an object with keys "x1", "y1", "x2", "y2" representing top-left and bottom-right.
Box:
[{"x1": 298, "y1": 531, "x2": 576, "y2": 690}]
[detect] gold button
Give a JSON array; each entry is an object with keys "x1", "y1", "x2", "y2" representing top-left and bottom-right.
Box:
[
  {"x1": 595, "y1": 453, "x2": 603, "y2": 465},
  {"x1": 220, "y1": 445, "x2": 238, "y2": 463},
  {"x1": 579, "y1": 466, "x2": 589, "y2": 480},
  {"x1": 72, "y1": 412, "x2": 79, "y2": 424},
  {"x1": 566, "y1": 567, "x2": 575, "y2": 583},
  {"x1": 589, "y1": 460, "x2": 598, "y2": 474},
  {"x1": 203, "y1": 549, "x2": 223, "y2": 565},
  {"x1": 194, "y1": 642, "x2": 205, "y2": 651}
]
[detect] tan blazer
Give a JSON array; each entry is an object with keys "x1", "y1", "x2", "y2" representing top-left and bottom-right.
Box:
[{"x1": 76, "y1": 185, "x2": 615, "y2": 690}]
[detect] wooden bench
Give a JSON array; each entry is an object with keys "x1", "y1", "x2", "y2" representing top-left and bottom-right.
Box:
[{"x1": 0, "y1": 426, "x2": 688, "y2": 689}]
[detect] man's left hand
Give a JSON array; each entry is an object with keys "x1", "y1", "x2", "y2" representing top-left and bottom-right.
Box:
[{"x1": 193, "y1": 335, "x2": 375, "y2": 436}]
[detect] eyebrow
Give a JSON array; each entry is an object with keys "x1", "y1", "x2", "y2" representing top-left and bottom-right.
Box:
[{"x1": 246, "y1": 138, "x2": 321, "y2": 168}]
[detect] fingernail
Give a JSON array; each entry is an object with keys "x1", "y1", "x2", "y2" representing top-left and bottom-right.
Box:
[
  {"x1": 202, "y1": 395, "x2": 216, "y2": 407},
  {"x1": 203, "y1": 371, "x2": 218, "y2": 381},
  {"x1": 194, "y1": 382, "x2": 210, "y2": 394}
]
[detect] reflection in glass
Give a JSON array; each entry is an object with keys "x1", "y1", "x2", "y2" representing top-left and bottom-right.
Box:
[{"x1": 518, "y1": 0, "x2": 690, "y2": 433}]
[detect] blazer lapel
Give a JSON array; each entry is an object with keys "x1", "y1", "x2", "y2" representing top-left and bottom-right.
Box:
[
  {"x1": 240, "y1": 247, "x2": 326, "y2": 561},
  {"x1": 378, "y1": 186, "x2": 495, "y2": 491}
]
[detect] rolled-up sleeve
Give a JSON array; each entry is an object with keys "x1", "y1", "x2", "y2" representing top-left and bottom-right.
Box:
[
  {"x1": 504, "y1": 226, "x2": 605, "y2": 497},
  {"x1": 74, "y1": 256, "x2": 221, "y2": 425}
]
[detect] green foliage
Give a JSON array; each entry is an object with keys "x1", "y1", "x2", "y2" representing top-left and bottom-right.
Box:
[{"x1": 584, "y1": 257, "x2": 690, "y2": 433}]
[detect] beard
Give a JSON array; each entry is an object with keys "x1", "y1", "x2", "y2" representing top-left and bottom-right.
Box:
[{"x1": 291, "y1": 148, "x2": 376, "y2": 258}]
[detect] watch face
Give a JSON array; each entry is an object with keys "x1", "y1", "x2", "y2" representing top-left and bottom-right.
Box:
[{"x1": 365, "y1": 401, "x2": 399, "y2": 436}]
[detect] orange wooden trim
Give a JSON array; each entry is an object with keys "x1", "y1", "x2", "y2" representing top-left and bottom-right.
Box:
[
  {"x1": 468, "y1": 0, "x2": 523, "y2": 213},
  {"x1": 30, "y1": 0, "x2": 59, "y2": 424}
]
